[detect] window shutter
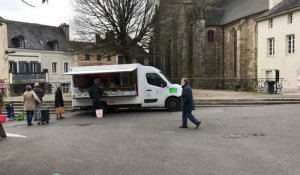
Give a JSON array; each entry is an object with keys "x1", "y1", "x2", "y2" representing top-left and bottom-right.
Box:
[
  {"x1": 30, "y1": 61, "x2": 34, "y2": 73},
  {"x1": 13, "y1": 62, "x2": 17, "y2": 73},
  {"x1": 37, "y1": 63, "x2": 42, "y2": 73},
  {"x1": 19, "y1": 62, "x2": 24, "y2": 73},
  {"x1": 26, "y1": 62, "x2": 30, "y2": 73}
]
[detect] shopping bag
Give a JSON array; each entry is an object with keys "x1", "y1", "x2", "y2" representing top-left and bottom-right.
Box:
[
  {"x1": 96, "y1": 109, "x2": 103, "y2": 118},
  {"x1": 16, "y1": 113, "x2": 25, "y2": 121},
  {"x1": 0, "y1": 115, "x2": 6, "y2": 123},
  {"x1": 55, "y1": 107, "x2": 65, "y2": 114}
]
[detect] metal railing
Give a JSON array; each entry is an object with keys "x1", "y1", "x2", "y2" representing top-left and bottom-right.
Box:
[
  {"x1": 0, "y1": 82, "x2": 71, "y2": 97},
  {"x1": 168, "y1": 78, "x2": 286, "y2": 93}
]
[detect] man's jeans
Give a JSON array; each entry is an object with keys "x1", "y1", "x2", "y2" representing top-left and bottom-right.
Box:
[
  {"x1": 26, "y1": 111, "x2": 34, "y2": 125},
  {"x1": 92, "y1": 99, "x2": 101, "y2": 116},
  {"x1": 34, "y1": 103, "x2": 42, "y2": 120},
  {"x1": 182, "y1": 111, "x2": 199, "y2": 126}
]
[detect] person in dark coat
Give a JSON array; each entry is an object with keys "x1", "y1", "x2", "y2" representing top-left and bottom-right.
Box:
[
  {"x1": 88, "y1": 79, "x2": 103, "y2": 117},
  {"x1": 33, "y1": 83, "x2": 44, "y2": 121},
  {"x1": 180, "y1": 78, "x2": 201, "y2": 129},
  {"x1": 55, "y1": 86, "x2": 64, "y2": 119}
]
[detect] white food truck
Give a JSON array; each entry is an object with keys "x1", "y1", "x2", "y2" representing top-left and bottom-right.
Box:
[{"x1": 66, "y1": 64, "x2": 182, "y2": 112}]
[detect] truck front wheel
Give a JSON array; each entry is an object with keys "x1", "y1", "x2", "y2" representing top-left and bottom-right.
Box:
[{"x1": 166, "y1": 98, "x2": 180, "y2": 112}]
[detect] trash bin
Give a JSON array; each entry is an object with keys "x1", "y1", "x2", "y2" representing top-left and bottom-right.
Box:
[{"x1": 267, "y1": 81, "x2": 275, "y2": 93}]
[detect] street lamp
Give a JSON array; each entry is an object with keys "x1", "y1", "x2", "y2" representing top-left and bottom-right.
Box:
[{"x1": 5, "y1": 50, "x2": 16, "y2": 54}]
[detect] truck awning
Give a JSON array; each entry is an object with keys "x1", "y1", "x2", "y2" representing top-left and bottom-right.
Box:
[{"x1": 65, "y1": 64, "x2": 139, "y2": 75}]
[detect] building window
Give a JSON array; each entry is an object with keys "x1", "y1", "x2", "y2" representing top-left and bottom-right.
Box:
[
  {"x1": 18, "y1": 38, "x2": 25, "y2": 48},
  {"x1": 97, "y1": 54, "x2": 101, "y2": 61},
  {"x1": 231, "y1": 29, "x2": 237, "y2": 78},
  {"x1": 52, "y1": 62, "x2": 58, "y2": 74},
  {"x1": 287, "y1": 35, "x2": 295, "y2": 54},
  {"x1": 118, "y1": 56, "x2": 125, "y2": 64},
  {"x1": 53, "y1": 42, "x2": 58, "y2": 51},
  {"x1": 268, "y1": 38, "x2": 275, "y2": 56},
  {"x1": 207, "y1": 30, "x2": 215, "y2": 43},
  {"x1": 288, "y1": 13, "x2": 293, "y2": 24},
  {"x1": 31, "y1": 62, "x2": 38, "y2": 73},
  {"x1": 63, "y1": 62, "x2": 69, "y2": 73},
  {"x1": 18, "y1": 61, "x2": 29, "y2": 73},
  {"x1": 9, "y1": 61, "x2": 17, "y2": 73},
  {"x1": 107, "y1": 55, "x2": 111, "y2": 62},
  {"x1": 85, "y1": 54, "x2": 90, "y2": 61},
  {"x1": 47, "y1": 40, "x2": 59, "y2": 51},
  {"x1": 269, "y1": 18, "x2": 273, "y2": 28}
]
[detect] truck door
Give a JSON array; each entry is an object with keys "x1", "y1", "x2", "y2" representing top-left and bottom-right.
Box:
[{"x1": 143, "y1": 73, "x2": 168, "y2": 107}]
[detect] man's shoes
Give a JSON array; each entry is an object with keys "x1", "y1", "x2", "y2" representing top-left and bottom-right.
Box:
[
  {"x1": 179, "y1": 125, "x2": 188, "y2": 128},
  {"x1": 28, "y1": 123, "x2": 33, "y2": 126},
  {"x1": 195, "y1": 121, "x2": 201, "y2": 129}
]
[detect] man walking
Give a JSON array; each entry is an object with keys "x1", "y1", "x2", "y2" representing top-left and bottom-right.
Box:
[
  {"x1": 88, "y1": 79, "x2": 103, "y2": 117},
  {"x1": 33, "y1": 83, "x2": 44, "y2": 121},
  {"x1": 179, "y1": 78, "x2": 201, "y2": 129}
]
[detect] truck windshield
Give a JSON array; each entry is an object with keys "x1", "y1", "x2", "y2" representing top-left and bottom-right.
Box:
[{"x1": 146, "y1": 73, "x2": 167, "y2": 88}]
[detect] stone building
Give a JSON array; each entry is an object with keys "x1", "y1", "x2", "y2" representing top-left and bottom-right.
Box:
[
  {"x1": 72, "y1": 34, "x2": 150, "y2": 67},
  {"x1": 151, "y1": 0, "x2": 270, "y2": 89},
  {"x1": 0, "y1": 18, "x2": 76, "y2": 95}
]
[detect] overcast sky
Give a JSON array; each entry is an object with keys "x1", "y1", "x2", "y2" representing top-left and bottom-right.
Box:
[{"x1": 0, "y1": 0, "x2": 73, "y2": 26}]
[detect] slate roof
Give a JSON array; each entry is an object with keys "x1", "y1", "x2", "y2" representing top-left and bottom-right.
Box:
[
  {"x1": 258, "y1": 0, "x2": 300, "y2": 19},
  {"x1": 206, "y1": 0, "x2": 269, "y2": 26},
  {"x1": 205, "y1": 7, "x2": 224, "y2": 26},
  {"x1": 3, "y1": 19, "x2": 72, "y2": 51}
]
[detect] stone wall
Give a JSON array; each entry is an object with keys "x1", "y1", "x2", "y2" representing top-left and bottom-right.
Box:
[{"x1": 223, "y1": 13, "x2": 263, "y2": 79}]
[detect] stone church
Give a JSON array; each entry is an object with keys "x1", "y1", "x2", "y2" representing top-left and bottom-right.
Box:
[{"x1": 151, "y1": 0, "x2": 270, "y2": 88}]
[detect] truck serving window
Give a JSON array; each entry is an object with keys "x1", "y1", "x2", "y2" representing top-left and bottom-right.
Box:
[{"x1": 146, "y1": 73, "x2": 167, "y2": 87}]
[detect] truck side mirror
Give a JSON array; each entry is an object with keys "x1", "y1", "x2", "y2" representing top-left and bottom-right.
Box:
[{"x1": 161, "y1": 81, "x2": 167, "y2": 88}]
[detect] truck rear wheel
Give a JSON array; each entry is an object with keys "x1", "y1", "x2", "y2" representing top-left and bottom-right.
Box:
[{"x1": 166, "y1": 98, "x2": 180, "y2": 112}]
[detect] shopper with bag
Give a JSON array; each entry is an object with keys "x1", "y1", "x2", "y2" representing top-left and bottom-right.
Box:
[
  {"x1": 33, "y1": 83, "x2": 44, "y2": 121},
  {"x1": 88, "y1": 79, "x2": 103, "y2": 117},
  {"x1": 55, "y1": 86, "x2": 64, "y2": 120},
  {"x1": 23, "y1": 85, "x2": 41, "y2": 126}
]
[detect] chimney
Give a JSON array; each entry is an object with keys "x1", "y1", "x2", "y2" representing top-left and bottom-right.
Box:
[
  {"x1": 95, "y1": 33, "x2": 101, "y2": 43},
  {"x1": 59, "y1": 23, "x2": 69, "y2": 41},
  {"x1": 269, "y1": 0, "x2": 283, "y2": 9}
]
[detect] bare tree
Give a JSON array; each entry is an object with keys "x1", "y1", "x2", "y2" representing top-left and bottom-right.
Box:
[
  {"x1": 72, "y1": 0, "x2": 159, "y2": 62},
  {"x1": 21, "y1": 0, "x2": 48, "y2": 7}
]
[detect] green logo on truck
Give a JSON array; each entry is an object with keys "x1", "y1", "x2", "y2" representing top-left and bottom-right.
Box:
[{"x1": 169, "y1": 87, "x2": 177, "y2": 93}]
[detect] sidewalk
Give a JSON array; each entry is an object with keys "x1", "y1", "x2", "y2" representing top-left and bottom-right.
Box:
[{"x1": 4, "y1": 89, "x2": 300, "y2": 102}]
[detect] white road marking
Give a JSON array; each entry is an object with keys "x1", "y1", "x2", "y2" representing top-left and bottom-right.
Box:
[
  {"x1": 0, "y1": 156, "x2": 12, "y2": 162},
  {"x1": 6, "y1": 133, "x2": 27, "y2": 138}
]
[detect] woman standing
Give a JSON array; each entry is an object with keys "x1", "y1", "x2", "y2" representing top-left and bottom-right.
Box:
[
  {"x1": 55, "y1": 86, "x2": 64, "y2": 120},
  {"x1": 23, "y1": 85, "x2": 41, "y2": 126}
]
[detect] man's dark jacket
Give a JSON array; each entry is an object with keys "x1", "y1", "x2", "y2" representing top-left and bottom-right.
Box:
[
  {"x1": 33, "y1": 87, "x2": 44, "y2": 102},
  {"x1": 181, "y1": 84, "x2": 195, "y2": 112},
  {"x1": 88, "y1": 85, "x2": 103, "y2": 100}
]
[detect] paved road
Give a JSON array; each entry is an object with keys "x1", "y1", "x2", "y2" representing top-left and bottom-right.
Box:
[{"x1": 1, "y1": 105, "x2": 300, "y2": 175}]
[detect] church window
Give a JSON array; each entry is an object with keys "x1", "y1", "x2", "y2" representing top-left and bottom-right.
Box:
[
  {"x1": 207, "y1": 30, "x2": 215, "y2": 43},
  {"x1": 231, "y1": 29, "x2": 237, "y2": 78}
]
